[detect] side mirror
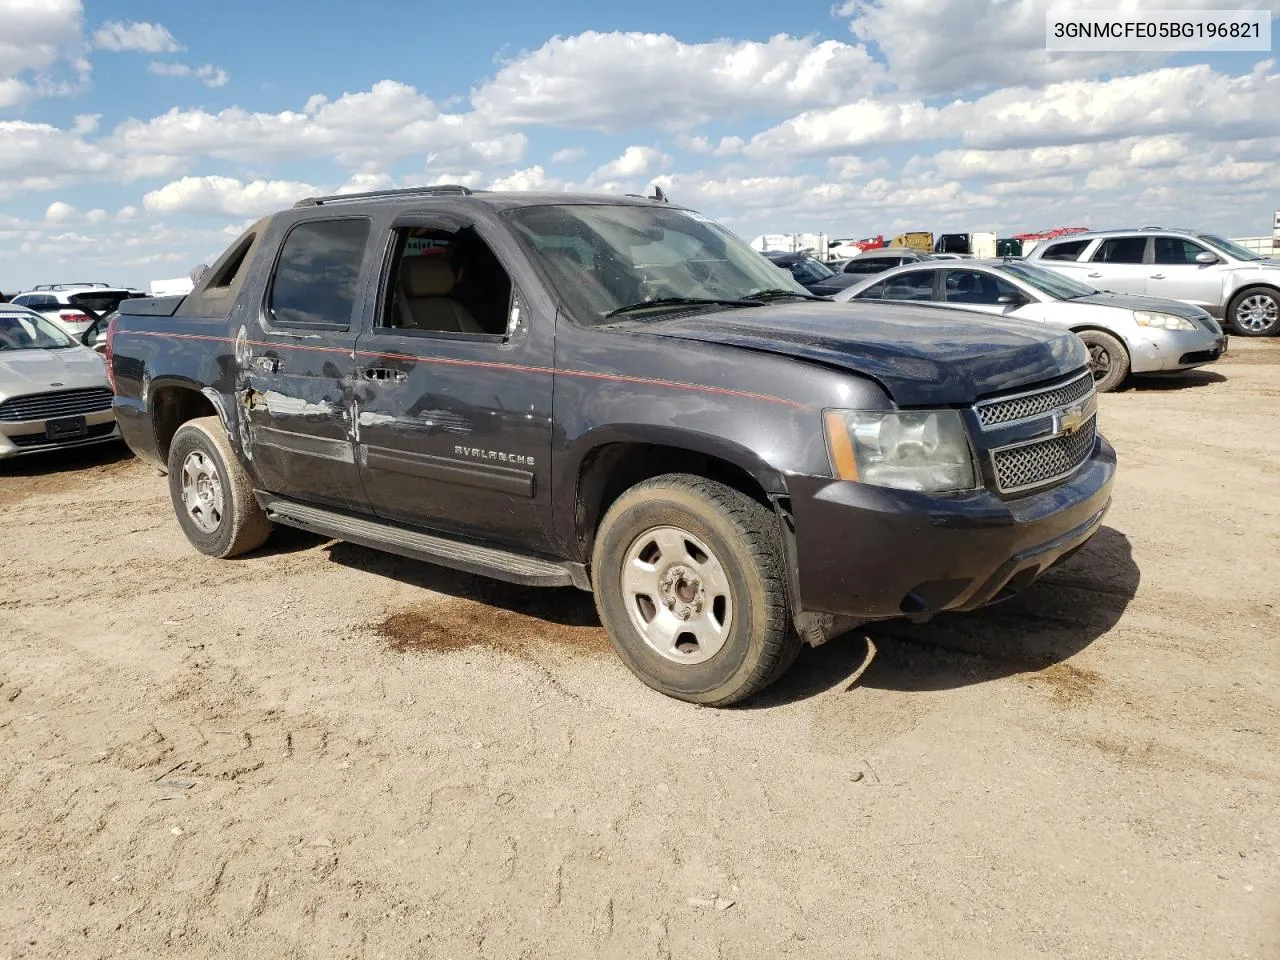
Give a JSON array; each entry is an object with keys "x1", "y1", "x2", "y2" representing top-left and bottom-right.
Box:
[
  {"x1": 997, "y1": 293, "x2": 1025, "y2": 306},
  {"x1": 1195, "y1": 251, "x2": 1219, "y2": 265}
]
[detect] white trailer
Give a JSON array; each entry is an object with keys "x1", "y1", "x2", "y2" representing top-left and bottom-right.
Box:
[{"x1": 749, "y1": 233, "x2": 831, "y2": 260}]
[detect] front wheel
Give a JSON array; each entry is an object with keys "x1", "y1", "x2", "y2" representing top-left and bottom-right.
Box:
[
  {"x1": 1077, "y1": 329, "x2": 1130, "y2": 393},
  {"x1": 591, "y1": 474, "x2": 800, "y2": 706},
  {"x1": 1227, "y1": 286, "x2": 1280, "y2": 337},
  {"x1": 167, "y1": 416, "x2": 272, "y2": 558}
]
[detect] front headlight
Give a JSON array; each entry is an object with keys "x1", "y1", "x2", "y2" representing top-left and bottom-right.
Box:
[
  {"x1": 823, "y1": 409, "x2": 977, "y2": 493},
  {"x1": 1133, "y1": 310, "x2": 1197, "y2": 331}
]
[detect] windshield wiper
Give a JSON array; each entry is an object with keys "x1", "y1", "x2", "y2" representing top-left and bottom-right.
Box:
[
  {"x1": 605, "y1": 296, "x2": 764, "y2": 318},
  {"x1": 745, "y1": 288, "x2": 828, "y2": 302}
]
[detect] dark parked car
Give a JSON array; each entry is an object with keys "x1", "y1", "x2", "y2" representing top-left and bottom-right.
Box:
[
  {"x1": 761, "y1": 251, "x2": 861, "y2": 295},
  {"x1": 840, "y1": 248, "x2": 936, "y2": 276},
  {"x1": 108, "y1": 186, "x2": 1115, "y2": 706}
]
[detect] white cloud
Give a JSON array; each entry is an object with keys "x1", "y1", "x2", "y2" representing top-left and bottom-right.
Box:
[
  {"x1": 93, "y1": 20, "x2": 182, "y2": 53},
  {"x1": 336, "y1": 172, "x2": 396, "y2": 194},
  {"x1": 116, "y1": 205, "x2": 139, "y2": 221},
  {"x1": 148, "y1": 62, "x2": 229, "y2": 88},
  {"x1": 745, "y1": 61, "x2": 1280, "y2": 158},
  {"x1": 839, "y1": 0, "x2": 1280, "y2": 94},
  {"x1": 109, "y1": 80, "x2": 526, "y2": 171},
  {"x1": 470, "y1": 31, "x2": 884, "y2": 130},
  {"x1": 84, "y1": 208, "x2": 108, "y2": 224},
  {"x1": 591, "y1": 146, "x2": 671, "y2": 182},
  {"x1": 0, "y1": 0, "x2": 86, "y2": 108},
  {"x1": 550, "y1": 147, "x2": 585, "y2": 164},
  {"x1": 71, "y1": 113, "x2": 101, "y2": 135},
  {"x1": 488, "y1": 166, "x2": 564, "y2": 192},
  {"x1": 44, "y1": 201, "x2": 77, "y2": 223},
  {"x1": 143, "y1": 176, "x2": 319, "y2": 216}
]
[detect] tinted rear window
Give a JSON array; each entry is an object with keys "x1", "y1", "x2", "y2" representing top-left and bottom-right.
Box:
[
  {"x1": 1092, "y1": 237, "x2": 1147, "y2": 264},
  {"x1": 1039, "y1": 239, "x2": 1089, "y2": 261},
  {"x1": 69, "y1": 292, "x2": 132, "y2": 313},
  {"x1": 269, "y1": 219, "x2": 370, "y2": 327}
]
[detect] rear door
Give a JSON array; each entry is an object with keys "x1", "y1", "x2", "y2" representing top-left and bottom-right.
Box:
[
  {"x1": 1146, "y1": 236, "x2": 1224, "y2": 311},
  {"x1": 241, "y1": 216, "x2": 372, "y2": 511},
  {"x1": 1082, "y1": 236, "x2": 1150, "y2": 294},
  {"x1": 351, "y1": 214, "x2": 557, "y2": 553}
]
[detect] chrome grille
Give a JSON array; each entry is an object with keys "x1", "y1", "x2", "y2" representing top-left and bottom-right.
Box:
[
  {"x1": 0, "y1": 388, "x2": 113, "y2": 422},
  {"x1": 992, "y1": 415, "x2": 1097, "y2": 493},
  {"x1": 975, "y1": 373, "x2": 1093, "y2": 428}
]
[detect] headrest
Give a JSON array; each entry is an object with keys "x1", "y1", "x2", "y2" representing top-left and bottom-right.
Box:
[{"x1": 401, "y1": 256, "x2": 455, "y2": 297}]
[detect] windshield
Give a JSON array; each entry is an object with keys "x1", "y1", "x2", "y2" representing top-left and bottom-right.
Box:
[
  {"x1": 1197, "y1": 234, "x2": 1264, "y2": 262},
  {"x1": 505, "y1": 203, "x2": 810, "y2": 324},
  {"x1": 999, "y1": 262, "x2": 1097, "y2": 300},
  {"x1": 788, "y1": 257, "x2": 835, "y2": 284},
  {"x1": 0, "y1": 311, "x2": 75, "y2": 350}
]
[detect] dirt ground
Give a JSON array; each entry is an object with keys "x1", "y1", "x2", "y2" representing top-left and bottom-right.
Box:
[{"x1": 2, "y1": 341, "x2": 1278, "y2": 960}]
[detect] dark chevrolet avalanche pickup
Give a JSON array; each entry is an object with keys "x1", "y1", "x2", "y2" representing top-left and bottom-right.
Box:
[{"x1": 108, "y1": 186, "x2": 1115, "y2": 705}]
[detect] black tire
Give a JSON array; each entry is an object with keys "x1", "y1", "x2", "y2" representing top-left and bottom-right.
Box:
[
  {"x1": 167, "y1": 416, "x2": 271, "y2": 558},
  {"x1": 591, "y1": 474, "x2": 800, "y2": 706},
  {"x1": 1226, "y1": 286, "x2": 1280, "y2": 337},
  {"x1": 1077, "y1": 329, "x2": 1129, "y2": 393}
]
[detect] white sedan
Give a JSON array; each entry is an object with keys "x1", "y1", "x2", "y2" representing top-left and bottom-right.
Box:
[{"x1": 833, "y1": 259, "x2": 1227, "y2": 391}]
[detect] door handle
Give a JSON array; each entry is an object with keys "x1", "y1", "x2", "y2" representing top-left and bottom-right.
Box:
[
  {"x1": 1087, "y1": 272, "x2": 1103, "y2": 278},
  {"x1": 253, "y1": 355, "x2": 282, "y2": 374},
  {"x1": 364, "y1": 367, "x2": 407, "y2": 383},
  {"x1": 1149, "y1": 274, "x2": 1166, "y2": 279}
]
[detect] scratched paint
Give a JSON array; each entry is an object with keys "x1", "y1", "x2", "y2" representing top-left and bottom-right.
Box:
[
  {"x1": 260, "y1": 391, "x2": 336, "y2": 417},
  {"x1": 357, "y1": 411, "x2": 397, "y2": 427}
]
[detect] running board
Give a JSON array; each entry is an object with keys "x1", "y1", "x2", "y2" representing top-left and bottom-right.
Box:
[{"x1": 258, "y1": 494, "x2": 590, "y2": 590}]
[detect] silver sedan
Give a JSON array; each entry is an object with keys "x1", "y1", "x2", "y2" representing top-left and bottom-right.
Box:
[
  {"x1": 833, "y1": 259, "x2": 1227, "y2": 391},
  {"x1": 0, "y1": 305, "x2": 119, "y2": 459}
]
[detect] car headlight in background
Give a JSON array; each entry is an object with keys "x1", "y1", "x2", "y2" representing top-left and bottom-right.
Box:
[
  {"x1": 1133, "y1": 310, "x2": 1197, "y2": 331},
  {"x1": 824, "y1": 409, "x2": 977, "y2": 493}
]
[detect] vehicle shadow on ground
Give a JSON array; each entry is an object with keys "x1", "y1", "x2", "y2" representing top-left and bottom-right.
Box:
[
  {"x1": 0, "y1": 441, "x2": 132, "y2": 477},
  {"x1": 1128, "y1": 370, "x2": 1226, "y2": 391},
  {"x1": 325, "y1": 540, "x2": 601, "y2": 627},
  {"x1": 748, "y1": 525, "x2": 1140, "y2": 707}
]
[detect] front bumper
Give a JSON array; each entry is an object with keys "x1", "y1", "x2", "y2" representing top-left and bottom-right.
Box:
[
  {"x1": 0, "y1": 408, "x2": 119, "y2": 459},
  {"x1": 788, "y1": 436, "x2": 1116, "y2": 621},
  {"x1": 1130, "y1": 328, "x2": 1227, "y2": 373}
]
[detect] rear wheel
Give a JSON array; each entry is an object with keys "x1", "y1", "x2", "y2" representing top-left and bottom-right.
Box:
[
  {"x1": 591, "y1": 474, "x2": 800, "y2": 706},
  {"x1": 167, "y1": 416, "x2": 271, "y2": 558},
  {"x1": 1077, "y1": 329, "x2": 1129, "y2": 393},
  {"x1": 1227, "y1": 286, "x2": 1280, "y2": 337}
]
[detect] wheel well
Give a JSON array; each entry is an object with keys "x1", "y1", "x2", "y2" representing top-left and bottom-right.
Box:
[
  {"x1": 1230, "y1": 284, "x2": 1280, "y2": 305},
  {"x1": 151, "y1": 387, "x2": 218, "y2": 463},
  {"x1": 574, "y1": 443, "x2": 772, "y2": 557}
]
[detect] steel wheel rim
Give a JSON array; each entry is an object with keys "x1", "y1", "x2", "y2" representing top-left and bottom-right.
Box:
[
  {"x1": 1087, "y1": 341, "x2": 1112, "y2": 380},
  {"x1": 181, "y1": 450, "x2": 224, "y2": 534},
  {"x1": 620, "y1": 525, "x2": 733, "y2": 665},
  {"x1": 1236, "y1": 294, "x2": 1278, "y2": 333}
]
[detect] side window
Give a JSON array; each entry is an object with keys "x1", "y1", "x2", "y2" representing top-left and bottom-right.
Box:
[
  {"x1": 1153, "y1": 237, "x2": 1209, "y2": 265},
  {"x1": 881, "y1": 270, "x2": 936, "y2": 301},
  {"x1": 844, "y1": 259, "x2": 884, "y2": 274},
  {"x1": 855, "y1": 280, "x2": 888, "y2": 299},
  {"x1": 380, "y1": 226, "x2": 513, "y2": 338},
  {"x1": 944, "y1": 270, "x2": 1021, "y2": 305},
  {"x1": 1039, "y1": 239, "x2": 1089, "y2": 261},
  {"x1": 1091, "y1": 236, "x2": 1147, "y2": 264},
  {"x1": 269, "y1": 219, "x2": 370, "y2": 327}
]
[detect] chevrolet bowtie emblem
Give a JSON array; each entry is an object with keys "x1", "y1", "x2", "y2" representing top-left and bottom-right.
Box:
[{"x1": 1055, "y1": 402, "x2": 1087, "y2": 436}]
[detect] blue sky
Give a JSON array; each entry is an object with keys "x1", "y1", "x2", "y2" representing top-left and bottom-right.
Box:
[{"x1": 2, "y1": 0, "x2": 1278, "y2": 290}]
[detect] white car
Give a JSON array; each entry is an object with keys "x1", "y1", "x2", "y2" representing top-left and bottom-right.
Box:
[
  {"x1": 9, "y1": 283, "x2": 142, "y2": 338},
  {"x1": 833, "y1": 259, "x2": 1226, "y2": 392},
  {"x1": 1023, "y1": 228, "x2": 1280, "y2": 337},
  {"x1": 0, "y1": 305, "x2": 119, "y2": 459}
]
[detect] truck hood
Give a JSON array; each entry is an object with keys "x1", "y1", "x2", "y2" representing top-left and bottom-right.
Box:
[
  {"x1": 643, "y1": 301, "x2": 1086, "y2": 405},
  {"x1": 0, "y1": 346, "x2": 108, "y2": 398}
]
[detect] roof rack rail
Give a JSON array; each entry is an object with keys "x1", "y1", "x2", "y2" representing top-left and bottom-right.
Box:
[{"x1": 294, "y1": 184, "x2": 474, "y2": 208}]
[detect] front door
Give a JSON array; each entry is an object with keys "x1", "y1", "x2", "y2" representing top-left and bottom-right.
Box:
[
  {"x1": 352, "y1": 218, "x2": 556, "y2": 554},
  {"x1": 242, "y1": 216, "x2": 372, "y2": 511},
  {"x1": 1145, "y1": 236, "x2": 1225, "y2": 312}
]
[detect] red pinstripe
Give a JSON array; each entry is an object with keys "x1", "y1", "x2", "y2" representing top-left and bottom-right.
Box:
[{"x1": 122, "y1": 328, "x2": 804, "y2": 409}]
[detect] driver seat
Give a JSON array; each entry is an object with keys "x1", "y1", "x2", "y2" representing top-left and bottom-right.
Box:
[{"x1": 395, "y1": 258, "x2": 484, "y2": 334}]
